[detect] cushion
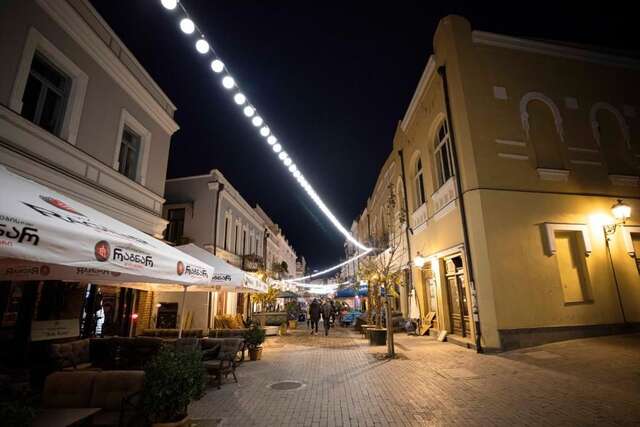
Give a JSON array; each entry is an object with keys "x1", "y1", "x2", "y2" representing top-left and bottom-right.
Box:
[
  {"x1": 90, "y1": 370, "x2": 144, "y2": 411},
  {"x1": 43, "y1": 371, "x2": 98, "y2": 408}
]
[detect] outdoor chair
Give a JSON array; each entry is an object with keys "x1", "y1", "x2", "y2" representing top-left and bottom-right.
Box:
[
  {"x1": 200, "y1": 338, "x2": 243, "y2": 389},
  {"x1": 49, "y1": 338, "x2": 96, "y2": 371}
]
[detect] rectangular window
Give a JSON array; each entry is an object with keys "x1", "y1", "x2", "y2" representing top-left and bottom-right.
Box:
[
  {"x1": 234, "y1": 225, "x2": 239, "y2": 254},
  {"x1": 555, "y1": 231, "x2": 591, "y2": 303},
  {"x1": 21, "y1": 52, "x2": 70, "y2": 135},
  {"x1": 223, "y1": 218, "x2": 229, "y2": 250},
  {"x1": 242, "y1": 230, "x2": 247, "y2": 256},
  {"x1": 118, "y1": 127, "x2": 141, "y2": 181},
  {"x1": 165, "y1": 208, "x2": 185, "y2": 243}
]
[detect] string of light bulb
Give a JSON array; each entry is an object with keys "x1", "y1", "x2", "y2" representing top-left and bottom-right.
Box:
[{"x1": 158, "y1": 0, "x2": 370, "y2": 254}]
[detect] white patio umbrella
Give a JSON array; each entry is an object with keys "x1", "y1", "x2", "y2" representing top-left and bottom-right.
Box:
[{"x1": 0, "y1": 165, "x2": 223, "y2": 337}]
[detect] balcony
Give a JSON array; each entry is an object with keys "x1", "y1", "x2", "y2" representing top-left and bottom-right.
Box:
[{"x1": 410, "y1": 202, "x2": 428, "y2": 231}]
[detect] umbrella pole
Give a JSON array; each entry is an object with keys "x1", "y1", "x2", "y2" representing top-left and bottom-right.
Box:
[{"x1": 178, "y1": 285, "x2": 188, "y2": 339}]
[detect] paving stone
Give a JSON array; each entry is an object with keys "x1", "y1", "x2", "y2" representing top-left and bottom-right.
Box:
[{"x1": 189, "y1": 327, "x2": 640, "y2": 426}]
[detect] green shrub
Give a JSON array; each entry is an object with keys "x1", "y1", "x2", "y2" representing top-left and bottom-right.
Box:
[
  {"x1": 0, "y1": 401, "x2": 36, "y2": 427},
  {"x1": 243, "y1": 325, "x2": 266, "y2": 349},
  {"x1": 142, "y1": 347, "x2": 206, "y2": 423}
]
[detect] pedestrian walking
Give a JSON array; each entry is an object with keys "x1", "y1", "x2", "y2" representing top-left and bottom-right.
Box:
[
  {"x1": 321, "y1": 300, "x2": 333, "y2": 336},
  {"x1": 309, "y1": 298, "x2": 321, "y2": 335}
]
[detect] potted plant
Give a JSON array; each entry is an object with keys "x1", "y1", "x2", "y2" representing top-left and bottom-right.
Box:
[
  {"x1": 142, "y1": 347, "x2": 206, "y2": 426},
  {"x1": 285, "y1": 301, "x2": 299, "y2": 329},
  {"x1": 243, "y1": 324, "x2": 266, "y2": 361}
]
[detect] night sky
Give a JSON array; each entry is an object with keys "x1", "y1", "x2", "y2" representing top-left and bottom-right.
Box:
[{"x1": 90, "y1": 1, "x2": 637, "y2": 270}]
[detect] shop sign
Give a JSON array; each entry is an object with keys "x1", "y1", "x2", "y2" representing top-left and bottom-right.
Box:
[{"x1": 31, "y1": 319, "x2": 79, "y2": 341}]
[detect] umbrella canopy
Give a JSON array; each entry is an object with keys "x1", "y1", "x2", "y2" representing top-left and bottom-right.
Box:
[
  {"x1": 335, "y1": 285, "x2": 368, "y2": 298},
  {"x1": 176, "y1": 244, "x2": 267, "y2": 293},
  {"x1": 0, "y1": 165, "x2": 214, "y2": 288},
  {"x1": 276, "y1": 290, "x2": 299, "y2": 299}
]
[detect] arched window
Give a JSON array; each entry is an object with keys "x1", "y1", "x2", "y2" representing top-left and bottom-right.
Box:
[
  {"x1": 434, "y1": 120, "x2": 455, "y2": 188},
  {"x1": 590, "y1": 103, "x2": 635, "y2": 175},
  {"x1": 413, "y1": 157, "x2": 426, "y2": 208},
  {"x1": 525, "y1": 100, "x2": 564, "y2": 169}
]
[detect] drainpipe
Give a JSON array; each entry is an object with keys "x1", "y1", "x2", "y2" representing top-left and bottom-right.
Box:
[
  {"x1": 398, "y1": 149, "x2": 414, "y2": 300},
  {"x1": 438, "y1": 65, "x2": 483, "y2": 353}
]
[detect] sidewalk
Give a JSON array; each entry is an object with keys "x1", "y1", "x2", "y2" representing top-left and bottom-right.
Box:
[{"x1": 190, "y1": 326, "x2": 640, "y2": 426}]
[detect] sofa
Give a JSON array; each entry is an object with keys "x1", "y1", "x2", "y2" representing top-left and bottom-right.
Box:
[
  {"x1": 140, "y1": 328, "x2": 204, "y2": 338},
  {"x1": 49, "y1": 338, "x2": 94, "y2": 371},
  {"x1": 43, "y1": 370, "x2": 145, "y2": 426}
]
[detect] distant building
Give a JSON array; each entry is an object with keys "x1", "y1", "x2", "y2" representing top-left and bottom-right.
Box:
[
  {"x1": 296, "y1": 256, "x2": 307, "y2": 278},
  {"x1": 254, "y1": 206, "x2": 298, "y2": 279}
]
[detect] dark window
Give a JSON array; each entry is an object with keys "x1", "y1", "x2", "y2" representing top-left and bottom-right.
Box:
[
  {"x1": 223, "y1": 218, "x2": 229, "y2": 250},
  {"x1": 118, "y1": 127, "x2": 141, "y2": 181},
  {"x1": 434, "y1": 120, "x2": 455, "y2": 188},
  {"x1": 234, "y1": 225, "x2": 239, "y2": 254},
  {"x1": 242, "y1": 230, "x2": 247, "y2": 255},
  {"x1": 21, "y1": 52, "x2": 70, "y2": 135},
  {"x1": 165, "y1": 208, "x2": 185, "y2": 243},
  {"x1": 414, "y1": 158, "x2": 426, "y2": 208}
]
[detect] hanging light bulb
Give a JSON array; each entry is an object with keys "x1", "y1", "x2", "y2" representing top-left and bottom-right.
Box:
[
  {"x1": 161, "y1": 0, "x2": 178, "y2": 10},
  {"x1": 210, "y1": 59, "x2": 224, "y2": 73},
  {"x1": 222, "y1": 76, "x2": 235, "y2": 89},
  {"x1": 252, "y1": 116, "x2": 263, "y2": 127},
  {"x1": 293, "y1": 170, "x2": 301, "y2": 178},
  {"x1": 279, "y1": 151, "x2": 288, "y2": 160},
  {"x1": 267, "y1": 135, "x2": 277, "y2": 145},
  {"x1": 234, "y1": 93, "x2": 246, "y2": 105},
  {"x1": 243, "y1": 106, "x2": 255, "y2": 117},
  {"x1": 195, "y1": 38, "x2": 210, "y2": 54},
  {"x1": 273, "y1": 144, "x2": 282, "y2": 153},
  {"x1": 289, "y1": 164, "x2": 297, "y2": 173},
  {"x1": 260, "y1": 126, "x2": 270, "y2": 137},
  {"x1": 180, "y1": 18, "x2": 195, "y2": 34},
  {"x1": 284, "y1": 158, "x2": 292, "y2": 166}
]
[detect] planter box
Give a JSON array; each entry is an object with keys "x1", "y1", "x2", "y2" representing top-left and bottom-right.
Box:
[
  {"x1": 252, "y1": 312, "x2": 288, "y2": 327},
  {"x1": 369, "y1": 328, "x2": 387, "y2": 346}
]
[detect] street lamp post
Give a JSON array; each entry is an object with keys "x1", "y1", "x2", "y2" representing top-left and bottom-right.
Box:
[{"x1": 603, "y1": 199, "x2": 632, "y2": 325}]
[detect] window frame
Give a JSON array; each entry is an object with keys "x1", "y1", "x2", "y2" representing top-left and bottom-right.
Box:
[
  {"x1": 165, "y1": 207, "x2": 185, "y2": 244},
  {"x1": 413, "y1": 157, "x2": 426, "y2": 209},
  {"x1": 10, "y1": 27, "x2": 88, "y2": 144},
  {"x1": 113, "y1": 109, "x2": 151, "y2": 185},
  {"x1": 434, "y1": 120, "x2": 455, "y2": 189}
]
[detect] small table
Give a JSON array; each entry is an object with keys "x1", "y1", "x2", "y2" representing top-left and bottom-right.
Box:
[{"x1": 33, "y1": 408, "x2": 102, "y2": 427}]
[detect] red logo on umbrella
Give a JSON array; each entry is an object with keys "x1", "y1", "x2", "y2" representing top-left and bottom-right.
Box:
[
  {"x1": 177, "y1": 261, "x2": 185, "y2": 276},
  {"x1": 94, "y1": 241, "x2": 111, "y2": 262},
  {"x1": 40, "y1": 195, "x2": 85, "y2": 216}
]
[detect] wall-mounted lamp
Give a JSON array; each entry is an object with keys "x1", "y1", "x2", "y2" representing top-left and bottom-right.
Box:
[
  {"x1": 604, "y1": 199, "x2": 631, "y2": 237},
  {"x1": 413, "y1": 253, "x2": 427, "y2": 268}
]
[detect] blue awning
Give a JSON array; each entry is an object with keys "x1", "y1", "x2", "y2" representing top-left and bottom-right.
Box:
[{"x1": 336, "y1": 286, "x2": 367, "y2": 298}]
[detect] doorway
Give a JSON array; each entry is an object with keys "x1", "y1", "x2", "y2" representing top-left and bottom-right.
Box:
[{"x1": 444, "y1": 255, "x2": 470, "y2": 337}]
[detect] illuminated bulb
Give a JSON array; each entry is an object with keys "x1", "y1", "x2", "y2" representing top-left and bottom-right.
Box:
[
  {"x1": 180, "y1": 18, "x2": 195, "y2": 34},
  {"x1": 289, "y1": 164, "x2": 297, "y2": 173},
  {"x1": 161, "y1": 0, "x2": 178, "y2": 10},
  {"x1": 293, "y1": 170, "x2": 301, "y2": 178},
  {"x1": 195, "y1": 38, "x2": 209, "y2": 54},
  {"x1": 273, "y1": 144, "x2": 282, "y2": 153},
  {"x1": 611, "y1": 199, "x2": 631, "y2": 222},
  {"x1": 278, "y1": 152, "x2": 288, "y2": 160},
  {"x1": 234, "y1": 93, "x2": 246, "y2": 105},
  {"x1": 252, "y1": 116, "x2": 263, "y2": 127},
  {"x1": 267, "y1": 136, "x2": 277, "y2": 145},
  {"x1": 284, "y1": 158, "x2": 292, "y2": 166},
  {"x1": 260, "y1": 126, "x2": 270, "y2": 137},
  {"x1": 243, "y1": 106, "x2": 255, "y2": 117},
  {"x1": 222, "y1": 76, "x2": 235, "y2": 89},
  {"x1": 210, "y1": 59, "x2": 224, "y2": 73}
]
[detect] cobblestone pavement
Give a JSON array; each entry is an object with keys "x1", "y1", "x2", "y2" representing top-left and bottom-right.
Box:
[{"x1": 190, "y1": 325, "x2": 640, "y2": 426}]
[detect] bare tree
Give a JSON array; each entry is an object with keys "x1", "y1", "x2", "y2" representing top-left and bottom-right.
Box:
[{"x1": 357, "y1": 183, "x2": 407, "y2": 357}]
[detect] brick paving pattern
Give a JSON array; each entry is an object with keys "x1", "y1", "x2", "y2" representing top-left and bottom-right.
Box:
[{"x1": 190, "y1": 325, "x2": 640, "y2": 426}]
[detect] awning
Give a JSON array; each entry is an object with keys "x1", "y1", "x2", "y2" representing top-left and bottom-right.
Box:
[
  {"x1": 0, "y1": 165, "x2": 215, "y2": 288},
  {"x1": 176, "y1": 244, "x2": 267, "y2": 293}
]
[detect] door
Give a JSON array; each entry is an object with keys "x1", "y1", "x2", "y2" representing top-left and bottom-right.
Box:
[{"x1": 445, "y1": 256, "x2": 470, "y2": 337}]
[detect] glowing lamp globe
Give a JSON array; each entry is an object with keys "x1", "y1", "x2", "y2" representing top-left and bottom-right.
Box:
[
  {"x1": 611, "y1": 199, "x2": 631, "y2": 223},
  {"x1": 260, "y1": 126, "x2": 270, "y2": 137},
  {"x1": 278, "y1": 152, "x2": 288, "y2": 160},
  {"x1": 252, "y1": 116, "x2": 263, "y2": 127},
  {"x1": 195, "y1": 39, "x2": 210, "y2": 54},
  {"x1": 222, "y1": 76, "x2": 235, "y2": 89},
  {"x1": 267, "y1": 136, "x2": 277, "y2": 145},
  {"x1": 233, "y1": 93, "x2": 246, "y2": 105},
  {"x1": 413, "y1": 254, "x2": 427, "y2": 268},
  {"x1": 273, "y1": 144, "x2": 282, "y2": 153},
  {"x1": 284, "y1": 158, "x2": 292, "y2": 166},
  {"x1": 293, "y1": 170, "x2": 301, "y2": 178},
  {"x1": 210, "y1": 59, "x2": 224, "y2": 73},
  {"x1": 243, "y1": 106, "x2": 255, "y2": 117},
  {"x1": 179, "y1": 18, "x2": 195, "y2": 34},
  {"x1": 161, "y1": 0, "x2": 178, "y2": 10},
  {"x1": 289, "y1": 164, "x2": 297, "y2": 172}
]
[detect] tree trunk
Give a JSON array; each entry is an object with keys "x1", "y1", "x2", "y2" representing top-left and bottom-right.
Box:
[{"x1": 386, "y1": 295, "x2": 395, "y2": 357}]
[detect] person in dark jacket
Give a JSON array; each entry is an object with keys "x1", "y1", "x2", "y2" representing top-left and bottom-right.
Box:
[
  {"x1": 309, "y1": 299, "x2": 321, "y2": 335},
  {"x1": 321, "y1": 300, "x2": 333, "y2": 336}
]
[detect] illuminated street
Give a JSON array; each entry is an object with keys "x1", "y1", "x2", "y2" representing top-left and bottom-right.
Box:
[{"x1": 191, "y1": 327, "x2": 640, "y2": 426}]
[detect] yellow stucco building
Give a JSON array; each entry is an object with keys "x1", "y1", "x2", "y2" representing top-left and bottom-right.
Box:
[{"x1": 356, "y1": 15, "x2": 640, "y2": 351}]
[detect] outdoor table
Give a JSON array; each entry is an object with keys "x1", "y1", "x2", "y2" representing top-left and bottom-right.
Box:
[{"x1": 33, "y1": 408, "x2": 101, "y2": 427}]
